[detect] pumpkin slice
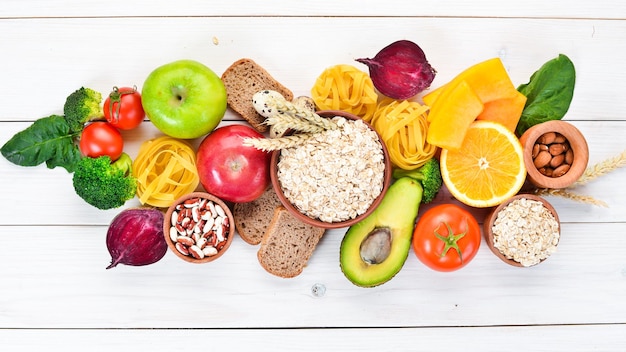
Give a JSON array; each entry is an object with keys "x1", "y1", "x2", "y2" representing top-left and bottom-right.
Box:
[
  {"x1": 422, "y1": 85, "x2": 442, "y2": 107},
  {"x1": 426, "y1": 80, "x2": 484, "y2": 151},
  {"x1": 422, "y1": 57, "x2": 518, "y2": 111},
  {"x1": 476, "y1": 91, "x2": 527, "y2": 132}
]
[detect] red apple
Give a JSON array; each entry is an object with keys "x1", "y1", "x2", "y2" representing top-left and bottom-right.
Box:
[{"x1": 196, "y1": 124, "x2": 271, "y2": 203}]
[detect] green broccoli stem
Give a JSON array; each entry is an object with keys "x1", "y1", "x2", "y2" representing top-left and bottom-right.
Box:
[
  {"x1": 111, "y1": 152, "x2": 133, "y2": 176},
  {"x1": 391, "y1": 158, "x2": 442, "y2": 204},
  {"x1": 392, "y1": 167, "x2": 426, "y2": 181}
]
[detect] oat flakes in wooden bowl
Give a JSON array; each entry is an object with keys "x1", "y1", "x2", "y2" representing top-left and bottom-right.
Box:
[
  {"x1": 270, "y1": 110, "x2": 392, "y2": 229},
  {"x1": 483, "y1": 194, "x2": 560, "y2": 267}
]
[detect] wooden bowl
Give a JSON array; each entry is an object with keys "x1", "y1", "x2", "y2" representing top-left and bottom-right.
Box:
[
  {"x1": 519, "y1": 120, "x2": 588, "y2": 189},
  {"x1": 163, "y1": 192, "x2": 235, "y2": 263},
  {"x1": 483, "y1": 194, "x2": 560, "y2": 267},
  {"x1": 270, "y1": 110, "x2": 392, "y2": 229}
]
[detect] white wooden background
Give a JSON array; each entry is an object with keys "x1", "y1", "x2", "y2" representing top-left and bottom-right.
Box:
[{"x1": 1, "y1": 1, "x2": 625, "y2": 351}]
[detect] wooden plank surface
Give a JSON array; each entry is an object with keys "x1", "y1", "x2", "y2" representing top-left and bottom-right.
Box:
[
  {"x1": 1, "y1": 17, "x2": 625, "y2": 122},
  {"x1": 1, "y1": 0, "x2": 625, "y2": 19},
  {"x1": 0, "y1": 222, "x2": 625, "y2": 329},
  {"x1": 1, "y1": 1, "x2": 625, "y2": 351},
  {"x1": 1, "y1": 325, "x2": 625, "y2": 352}
]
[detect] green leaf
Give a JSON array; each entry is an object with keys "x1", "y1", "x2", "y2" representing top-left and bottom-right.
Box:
[
  {"x1": 516, "y1": 54, "x2": 576, "y2": 136},
  {"x1": 1, "y1": 115, "x2": 82, "y2": 173}
]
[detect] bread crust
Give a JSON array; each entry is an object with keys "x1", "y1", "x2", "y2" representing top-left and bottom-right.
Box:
[
  {"x1": 257, "y1": 206, "x2": 325, "y2": 278},
  {"x1": 233, "y1": 186, "x2": 283, "y2": 245},
  {"x1": 221, "y1": 58, "x2": 294, "y2": 132}
]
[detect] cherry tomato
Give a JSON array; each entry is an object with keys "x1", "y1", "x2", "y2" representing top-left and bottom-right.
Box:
[
  {"x1": 412, "y1": 204, "x2": 481, "y2": 272},
  {"x1": 79, "y1": 121, "x2": 124, "y2": 161},
  {"x1": 103, "y1": 86, "x2": 145, "y2": 130}
]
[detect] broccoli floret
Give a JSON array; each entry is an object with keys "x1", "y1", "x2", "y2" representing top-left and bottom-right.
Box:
[
  {"x1": 72, "y1": 153, "x2": 137, "y2": 210},
  {"x1": 392, "y1": 158, "x2": 443, "y2": 204},
  {"x1": 64, "y1": 87, "x2": 103, "y2": 132}
]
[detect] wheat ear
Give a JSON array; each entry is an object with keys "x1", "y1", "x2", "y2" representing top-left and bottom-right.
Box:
[
  {"x1": 264, "y1": 114, "x2": 325, "y2": 134},
  {"x1": 572, "y1": 149, "x2": 626, "y2": 187},
  {"x1": 530, "y1": 149, "x2": 626, "y2": 207},
  {"x1": 265, "y1": 96, "x2": 337, "y2": 130},
  {"x1": 242, "y1": 134, "x2": 313, "y2": 152},
  {"x1": 533, "y1": 188, "x2": 608, "y2": 207}
]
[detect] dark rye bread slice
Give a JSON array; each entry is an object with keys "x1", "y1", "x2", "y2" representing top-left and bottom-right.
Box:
[
  {"x1": 233, "y1": 186, "x2": 283, "y2": 245},
  {"x1": 221, "y1": 58, "x2": 294, "y2": 132},
  {"x1": 257, "y1": 206, "x2": 326, "y2": 278}
]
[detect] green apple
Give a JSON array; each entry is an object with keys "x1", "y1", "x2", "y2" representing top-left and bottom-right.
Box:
[{"x1": 141, "y1": 60, "x2": 227, "y2": 139}]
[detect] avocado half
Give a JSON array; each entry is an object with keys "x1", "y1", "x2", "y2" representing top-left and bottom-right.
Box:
[{"x1": 340, "y1": 177, "x2": 423, "y2": 287}]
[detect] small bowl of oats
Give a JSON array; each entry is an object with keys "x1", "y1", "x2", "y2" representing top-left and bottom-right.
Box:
[
  {"x1": 269, "y1": 110, "x2": 392, "y2": 229},
  {"x1": 483, "y1": 194, "x2": 561, "y2": 267}
]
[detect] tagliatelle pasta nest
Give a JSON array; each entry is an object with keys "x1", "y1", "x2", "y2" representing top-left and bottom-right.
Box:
[
  {"x1": 370, "y1": 99, "x2": 437, "y2": 170},
  {"x1": 310, "y1": 64, "x2": 378, "y2": 121},
  {"x1": 133, "y1": 136, "x2": 200, "y2": 208}
]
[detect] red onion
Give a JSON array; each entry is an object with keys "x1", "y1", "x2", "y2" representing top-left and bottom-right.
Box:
[
  {"x1": 356, "y1": 40, "x2": 436, "y2": 100},
  {"x1": 106, "y1": 208, "x2": 167, "y2": 269}
]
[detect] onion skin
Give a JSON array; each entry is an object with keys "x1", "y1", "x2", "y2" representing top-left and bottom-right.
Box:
[{"x1": 106, "y1": 208, "x2": 167, "y2": 269}]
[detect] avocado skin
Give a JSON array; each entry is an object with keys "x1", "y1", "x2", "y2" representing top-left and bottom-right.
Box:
[{"x1": 340, "y1": 177, "x2": 423, "y2": 287}]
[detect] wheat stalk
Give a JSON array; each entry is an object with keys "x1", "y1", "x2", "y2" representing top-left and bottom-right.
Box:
[
  {"x1": 529, "y1": 149, "x2": 626, "y2": 207},
  {"x1": 533, "y1": 188, "x2": 608, "y2": 207},
  {"x1": 265, "y1": 96, "x2": 337, "y2": 130},
  {"x1": 242, "y1": 134, "x2": 313, "y2": 152},
  {"x1": 572, "y1": 149, "x2": 626, "y2": 187},
  {"x1": 264, "y1": 114, "x2": 325, "y2": 134}
]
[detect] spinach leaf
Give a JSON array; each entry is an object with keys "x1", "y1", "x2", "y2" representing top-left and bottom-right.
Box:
[
  {"x1": 516, "y1": 54, "x2": 576, "y2": 136},
  {"x1": 1, "y1": 115, "x2": 82, "y2": 173}
]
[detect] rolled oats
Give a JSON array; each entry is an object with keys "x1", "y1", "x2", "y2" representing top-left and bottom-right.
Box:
[
  {"x1": 491, "y1": 197, "x2": 560, "y2": 267},
  {"x1": 277, "y1": 116, "x2": 385, "y2": 223}
]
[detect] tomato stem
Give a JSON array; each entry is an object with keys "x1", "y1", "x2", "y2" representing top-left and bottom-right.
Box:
[
  {"x1": 107, "y1": 86, "x2": 137, "y2": 123},
  {"x1": 434, "y1": 219, "x2": 467, "y2": 263}
]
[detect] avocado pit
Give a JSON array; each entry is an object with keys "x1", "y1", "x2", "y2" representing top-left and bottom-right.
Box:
[{"x1": 360, "y1": 227, "x2": 392, "y2": 264}]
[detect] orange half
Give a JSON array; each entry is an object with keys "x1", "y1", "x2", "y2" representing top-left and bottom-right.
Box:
[{"x1": 440, "y1": 120, "x2": 526, "y2": 208}]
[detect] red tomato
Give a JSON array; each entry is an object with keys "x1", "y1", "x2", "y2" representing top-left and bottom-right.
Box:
[
  {"x1": 103, "y1": 86, "x2": 145, "y2": 130},
  {"x1": 412, "y1": 204, "x2": 481, "y2": 272},
  {"x1": 79, "y1": 121, "x2": 124, "y2": 161},
  {"x1": 196, "y1": 125, "x2": 271, "y2": 203}
]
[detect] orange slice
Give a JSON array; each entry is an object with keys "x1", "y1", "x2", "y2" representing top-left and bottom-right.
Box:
[{"x1": 440, "y1": 120, "x2": 526, "y2": 208}]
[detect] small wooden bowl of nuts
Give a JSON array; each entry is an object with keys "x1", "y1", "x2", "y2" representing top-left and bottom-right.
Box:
[
  {"x1": 270, "y1": 110, "x2": 392, "y2": 229},
  {"x1": 483, "y1": 194, "x2": 561, "y2": 267},
  {"x1": 163, "y1": 192, "x2": 235, "y2": 263},
  {"x1": 519, "y1": 120, "x2": 589, "y2": 189}
]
